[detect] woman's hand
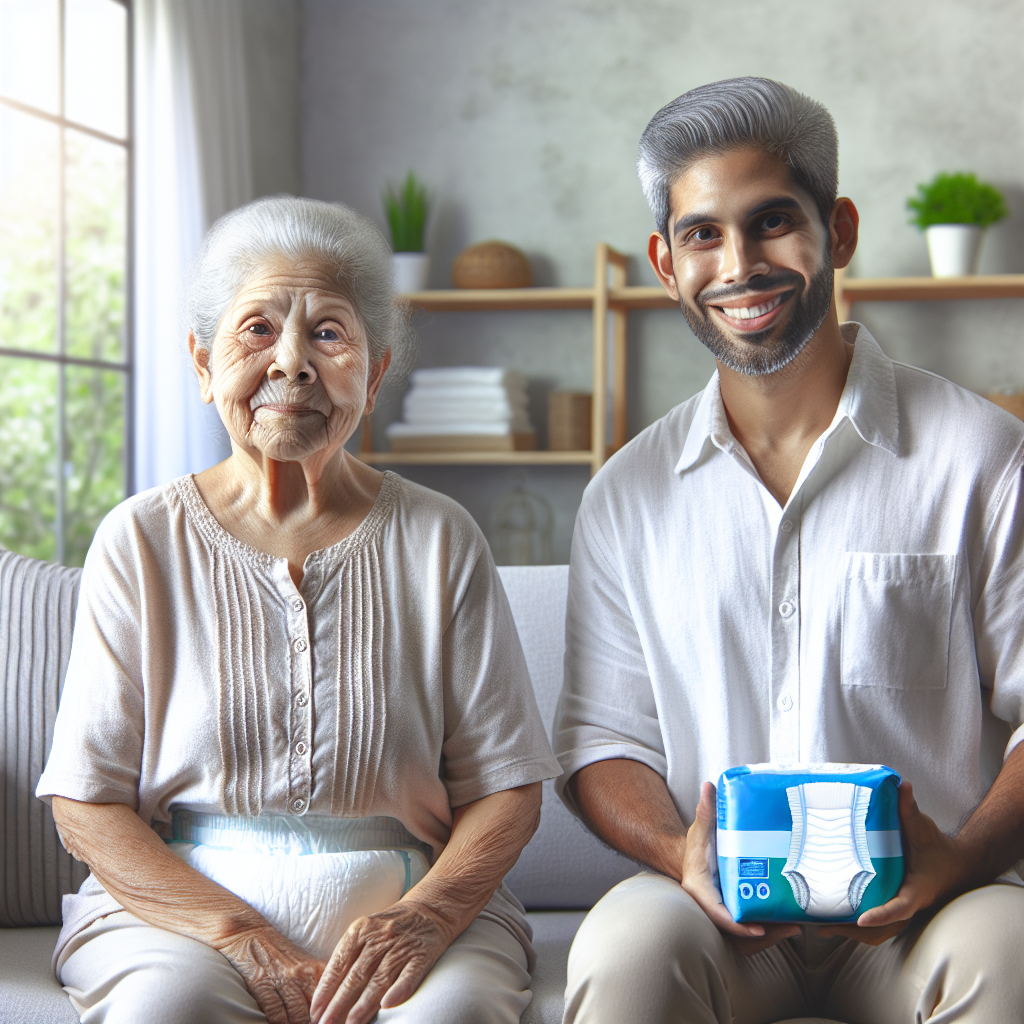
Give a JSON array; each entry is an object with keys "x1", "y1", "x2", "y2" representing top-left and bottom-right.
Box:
[
  {"x1": 216, "y1": 925, "x2": 325, "y2": 1024},
  {"x1": 312, "y1": 783, "x2": 542, "y2": 1024},
  {"x1": 309, "y1": 902, "x2": 452, "y2": 1024}
]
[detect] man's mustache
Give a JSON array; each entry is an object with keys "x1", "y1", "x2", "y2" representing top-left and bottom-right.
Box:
[
  {"x1": 698, "y1": 270, "x2": 803, "y2": 308},
  {"x1": 249, "y1": 376, "x2": 334, "y2": 417}
]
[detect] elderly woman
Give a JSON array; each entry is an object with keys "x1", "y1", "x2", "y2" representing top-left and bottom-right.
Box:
[{"x1": 36, "y1": 196, "x2": 561, "y2": 1024}]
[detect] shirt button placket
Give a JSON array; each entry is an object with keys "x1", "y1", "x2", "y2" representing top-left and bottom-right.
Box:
[
  {"x1": 288, "y1": 593, "x2": 312, "y2": 816},
  {"x1": 770, "y1": 514, "x2": 801, "y2": 762}
]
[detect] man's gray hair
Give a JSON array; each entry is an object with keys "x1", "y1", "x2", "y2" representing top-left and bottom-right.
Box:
[
  {"x1": 637, "y1": 77, "x2": 838, "y2": 240},
  {"x1": 185, "y1": 195, "x2": 416, "y2": 383}
]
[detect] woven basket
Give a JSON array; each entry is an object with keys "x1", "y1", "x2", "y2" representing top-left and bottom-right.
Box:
[{"x1": 452, "y1": 241, "x2": 532, "y2": 289}]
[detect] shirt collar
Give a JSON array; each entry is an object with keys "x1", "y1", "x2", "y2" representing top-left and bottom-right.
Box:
[
  {"x1": 674, "y1": 323, "x2": 899, "y2": 476},
  {"x1": 834, "y1": 324, "x2": 899, "y2": 457}
]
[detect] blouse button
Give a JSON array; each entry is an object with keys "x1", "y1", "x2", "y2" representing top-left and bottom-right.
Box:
[
  {"x1": 779, "y1": 601, "x2": 794, "y2": 618},
  {"x1": 781, "y1": 520, "x2": 793, "y2": 534},
  {"x1": 291, "y1": 598, "x2": 304, "y2": 612},
  {"x1": 295, "y1": 741, "x2": 307, "y2": 755},
  {"x1": 295, "y1": 693, "x2": 308, "y2": 707},
  {"x1": 293, "y1": 638, "x2": 308, "y2": 653},
  {"x1": 778, "y1": 694, "x2": 793, "y2": 711},
  {"x1": 291, "y1": 797, "x2": 305, "y2": 812}
]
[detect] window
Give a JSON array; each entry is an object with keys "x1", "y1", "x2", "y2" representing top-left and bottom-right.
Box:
[{"x1": 0, "y1": 0, "x2": 131, "y2": 565}]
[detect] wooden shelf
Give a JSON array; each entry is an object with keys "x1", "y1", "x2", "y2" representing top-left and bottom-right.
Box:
[
  {"x1": 609, "y1": 286, "x2": 674, "y2": 309},
  {"x1": 840, "y1": 275, "x2": 1024, "y2": 302},
  {"x1": 373, "y1": 261, "x2": 1024, "y2": 474},
  {"x1": 356, "y1": 450, "x2": 594, "y2": 466},
  {"x1": 401, "y1": 287, "x2": 594, "y2": 311},
  {"x1": 605, "y1": 276, "x2": 1024, "y2": 312}
]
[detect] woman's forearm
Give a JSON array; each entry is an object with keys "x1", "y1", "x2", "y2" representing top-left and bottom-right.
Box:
[
  {"x1": 51, "y1": 796, "x2": 269, "y2": 950},
  {"x1": 398, "y1": 782, "x2": 542, "y2": 940}
]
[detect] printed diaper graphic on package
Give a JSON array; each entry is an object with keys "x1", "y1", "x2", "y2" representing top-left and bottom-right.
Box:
[{"x1": 716, "y1": 763, "x2": 903, "y2": 923}]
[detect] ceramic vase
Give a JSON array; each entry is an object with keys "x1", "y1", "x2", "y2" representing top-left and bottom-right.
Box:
[
  {"x1": 393, "y1": 252, "x2": 430, "y2": 293},
  {"x1": 925, "y1": 224, "x2": 983, "y2": 277}
]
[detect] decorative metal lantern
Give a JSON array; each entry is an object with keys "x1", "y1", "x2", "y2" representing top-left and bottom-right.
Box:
[{"x1": 491, "y1": 474, "x2": 553, "y2": 565}]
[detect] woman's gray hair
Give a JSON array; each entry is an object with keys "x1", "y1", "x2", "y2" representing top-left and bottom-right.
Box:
[
  {"x1": 185, "y1": 194, "x2": 416, "y2": 384},
  {"x1": 638, "y1": 77, "x2": 838, "y2": 240}
]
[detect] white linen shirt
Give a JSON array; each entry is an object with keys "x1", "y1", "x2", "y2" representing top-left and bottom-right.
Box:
[{"x1": 553, "y1": 326, "x2": 1024, "y2": 845}]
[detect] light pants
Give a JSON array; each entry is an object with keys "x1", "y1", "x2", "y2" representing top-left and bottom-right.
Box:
[
  {"x1": 564, "y1": 873, "x2": 1024, "y2": 1024},
  {"x1": 58, "y1": 910, "x2": 532, "y2": 1024}
]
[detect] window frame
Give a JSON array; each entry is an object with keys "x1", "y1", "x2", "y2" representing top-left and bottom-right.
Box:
[{"x1": 0, "y1": 0, "x2": 133, "y2": 564}]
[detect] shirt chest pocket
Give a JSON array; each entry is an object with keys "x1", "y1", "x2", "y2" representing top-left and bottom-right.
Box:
[{"x1": 840, "y1": 552, "x2": 957, "y2": 690}]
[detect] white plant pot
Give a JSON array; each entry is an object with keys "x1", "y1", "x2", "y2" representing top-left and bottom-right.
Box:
[
  {"x1": 925, "y1": 224, "x2": 983, "y2": 278},
  {"x1": 393, "y1": 252, "x2": 430, "y2": 293}
]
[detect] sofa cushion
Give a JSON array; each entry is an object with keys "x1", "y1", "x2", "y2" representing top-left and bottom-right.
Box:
[
  {"x1": 521, "y1": 910, "x2": 585, "y2": 1024},
  {"x1": 498, "y1": 566, "x2": 636, "y2": 910},
  {"x1": 0, "y1": 550, "x2": 88, "y2": 928},
  {"x1": 0, "y1": 925, "x2": 77, "y2": 1022}
]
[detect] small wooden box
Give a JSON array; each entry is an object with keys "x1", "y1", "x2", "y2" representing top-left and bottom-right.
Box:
[
  {"x1": 985, "y1": 391, "x2": 1024, "y2": 421},
  {"x1": 548, "y1": 391, "x2": 592, "y2": 451}
]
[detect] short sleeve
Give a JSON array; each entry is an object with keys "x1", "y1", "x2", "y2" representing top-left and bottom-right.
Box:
[
  {"x1": 552, "y1": 494, "x2": 666, "y2": 814},
  {"x1": 440, "y1": 542, "x2": 562, "y2": 808},
  {"x1": 973, "y1": 455, "x2": 1024, "y2": 758},
  {"x1": 36, "y1": 511, "x2": 145, "y2": 808}
]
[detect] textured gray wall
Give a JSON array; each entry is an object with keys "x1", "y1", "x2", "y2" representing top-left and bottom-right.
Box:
[
  {"x1": 243, "y1": 0, "x2": 302, "y2": 199},
  {"x1": 301, "y1": 0, "x2": 1024, "y2": 562}
]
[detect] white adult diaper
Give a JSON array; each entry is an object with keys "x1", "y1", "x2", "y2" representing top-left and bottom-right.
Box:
[
  {"x1": 171, "y1": 845, "x2": 429, "y2": 960},
  {"x1": 166, "y1": 811, "x2": 431, "y2": 959}
]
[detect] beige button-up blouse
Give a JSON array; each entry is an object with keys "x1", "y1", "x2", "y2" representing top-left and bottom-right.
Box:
[{"x1": 38, "y1": 471, "x2": 560, "y2": 950}]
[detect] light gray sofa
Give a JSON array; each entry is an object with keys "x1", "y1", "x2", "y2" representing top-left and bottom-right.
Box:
[
  {"x1": 0, "y1": 550, "x2": 837, "y2": 1024},
  {"x1": 0, "y1": 553, "x2": 637, "y2": 1023}
]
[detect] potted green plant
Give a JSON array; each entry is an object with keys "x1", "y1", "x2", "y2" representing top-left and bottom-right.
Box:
[
  {"x1": 383, "y1": 171, "x2": 430, "y2": 292},
  {"x1": 907, "y1": 172, "x2": 1008, "y2": 277}
]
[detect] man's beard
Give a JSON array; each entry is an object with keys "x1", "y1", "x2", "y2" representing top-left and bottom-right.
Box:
[{"x1": 678, "y1": 252, "x2": 834, "y2": 377}]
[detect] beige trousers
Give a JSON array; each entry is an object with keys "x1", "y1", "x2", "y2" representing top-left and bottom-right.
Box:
[
  {"x1": 58, "y1": 910, "x2": 532, "y2": 1024},
  {"x1": 564, "y1": 873, "x2": 1024, "y2": 1024}
]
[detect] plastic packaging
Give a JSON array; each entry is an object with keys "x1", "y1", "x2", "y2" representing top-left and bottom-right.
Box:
[{"x1": 716, "y1": 763, "x2": 903, "y2": 923}]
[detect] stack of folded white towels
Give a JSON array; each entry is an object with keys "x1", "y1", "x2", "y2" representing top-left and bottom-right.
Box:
[{"x1": 386, "y1": 367, "x2": 535, "y2": 451}]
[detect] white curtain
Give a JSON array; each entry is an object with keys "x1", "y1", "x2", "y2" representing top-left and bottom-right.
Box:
[{"x1": 132, "y1": 0, "x2": 254, "y2": 493}]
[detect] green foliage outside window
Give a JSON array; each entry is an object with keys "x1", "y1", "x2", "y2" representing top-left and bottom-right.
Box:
[{"x1": 0, "y1": 131, "x2": 126, "y2": 566}]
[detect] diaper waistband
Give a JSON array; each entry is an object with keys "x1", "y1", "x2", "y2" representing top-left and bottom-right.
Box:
[{"x1": 169, "y1": 810, "x2": 433, "y2": 862}]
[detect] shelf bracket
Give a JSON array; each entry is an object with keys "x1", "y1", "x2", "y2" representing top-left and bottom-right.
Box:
[{"x1": 834, "y1": 266, "x2": 851, "y2": 322}]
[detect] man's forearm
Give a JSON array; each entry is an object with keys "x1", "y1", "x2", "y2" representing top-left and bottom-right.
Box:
[
  {"x1": 566, "y1": 759, "x2": 687, "y2": 879},
  {"x1": 954, "y1": 741, "x2": 1024, "y2": 890}
]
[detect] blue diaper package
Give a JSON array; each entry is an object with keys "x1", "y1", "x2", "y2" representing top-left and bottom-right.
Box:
[{"x1": 716, "y1": 763, "x2": 903, "y2": 924}]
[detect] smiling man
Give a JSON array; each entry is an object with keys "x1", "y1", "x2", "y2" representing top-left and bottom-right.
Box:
[{"x1": 552, "y1": 78, "x2": 1024, "y2": 1024}]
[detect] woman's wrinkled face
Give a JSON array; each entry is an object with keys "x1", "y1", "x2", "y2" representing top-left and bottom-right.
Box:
[{"x1": 193, "y1": 258, "x2": 387, "y2": 464}]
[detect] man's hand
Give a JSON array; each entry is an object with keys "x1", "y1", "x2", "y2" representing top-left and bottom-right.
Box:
[
  {"x1": 569, "y1": 763, "x2": 798, "y2": 955},
  {"x1": 682, "y1": 782, "x2": 800, "y2": 955},
  {"x1": 819, "y1": 780, "x2": 968, "y2": 945},
  {"x1": 309, "y1": 902, "x2": 451, "y2": 1024},
  {"x1": 217, "y1": 926, "x2": 325, "y2": 1024}
]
